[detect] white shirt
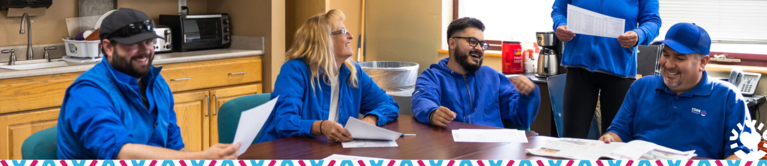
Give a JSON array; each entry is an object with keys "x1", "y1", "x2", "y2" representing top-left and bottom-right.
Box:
[{"x1": 327, "y1": 73, "x2": 341, "y2": 122}]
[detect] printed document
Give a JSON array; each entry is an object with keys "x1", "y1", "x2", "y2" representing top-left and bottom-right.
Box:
[
  {"x1": 567, "y1": 4, "x2": 625, "y2": 38},
  {"x1": 451, "y1": 128, "x2": 528, "y2": 143},
  {"x1": 342, "y1": 117, "x2": 404, "y2": 148},
  {"x1": 527, "y1": 138, "x2": 696, "y2": 160},
  {"x1": 232, "y1": 96, "x2": 279, "y2": 156},
  {"x1": 342, "y1": 140, "x2": 399, "y2": 148}
]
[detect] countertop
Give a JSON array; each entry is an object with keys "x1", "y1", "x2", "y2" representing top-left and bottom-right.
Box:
[
  {"x1": 505, "y1": 73, "x2": 550, "y2": 84},
  {"x1": 0, "y1": 48, "x2": 264, "y2": 80}
]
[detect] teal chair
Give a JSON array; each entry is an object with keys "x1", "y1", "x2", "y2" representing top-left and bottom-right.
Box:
[
  {"x1": 22, "y1": 126, "x2": 58, "y2": 159},
  {"x1": 547, "y1": 74, "x2": 601, "y2": 139},
  {"x1": 218, "y1": 93, "x2": 272, "y2": 144}
]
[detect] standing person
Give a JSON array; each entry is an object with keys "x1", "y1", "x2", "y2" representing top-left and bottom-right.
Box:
[
  {"x1": 411, "y1": 17, "x2": 540, "y2": 128},
  {"x1": 57, "y1": 8, "x2": 241, "y2": 159},
  {"x1": 256, "y1": 9, "x2": 399, "y2": 143},
  {"x1": 551, "y1": 0, "x2": 662, "y2": 138}
]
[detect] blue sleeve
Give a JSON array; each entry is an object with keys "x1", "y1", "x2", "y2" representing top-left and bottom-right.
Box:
[
  {"x1": 499, "y1": 75, "x2": 540, "y2": 129},
  {"x1": 633, "y1": 0, "x2": 662, "y2": 46},
  {"x1": 271, "y1": 62, "x2": 317, "y2": 138},
  {"x1": 357, "y1": 66, "x2": 399, "y2": 126},
  {"x1": 411, "y1": 70, "x2": 442, "y2": 125},
  {"x1": 62, "y1": 82, "x2": 133, "y2": 159},
  {"x1": 166, "y1": 87, "x2": 185, "y2": 150},
  {"x1": 551, "y1": 0, "x2": 571, "y2": 30},
  {"x1": 724, "y1": 91, "x2": 752, "y2": 158},
  {"x1": 606, "y1": 79, "x2": 642, "y2": 142}
]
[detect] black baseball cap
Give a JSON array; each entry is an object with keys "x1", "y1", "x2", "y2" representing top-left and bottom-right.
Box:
[{"x1": 99, "y1": 8, "x2": 162, "y2": 44}]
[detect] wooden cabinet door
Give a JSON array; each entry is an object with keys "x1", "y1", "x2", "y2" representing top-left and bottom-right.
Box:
[
  {"x1": 172, "y1": 90, "x2": 210, "y2": 152},
  {"x1": 0, "y1": 108, "x2": 60, "y2": 159},
  {"x1": 209, "y1": 83, "x2": 263, "y2": 145}
]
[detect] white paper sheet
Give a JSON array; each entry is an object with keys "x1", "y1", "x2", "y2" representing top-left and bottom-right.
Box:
[
  {"x1": 451, "y1": 129, "x2": 528, "y2": 143},
  {"x1": 567, "y1": 4, "x2": 625, "y2": 38},
  {"x1": 526, "y1": 138, "x2": 695, "y2": 160},
  {"x1": 232, "y1": 96, "x2": 279, "y2": 156},
  {"x1": 342, "y1": 140, "x2": 399, "y2": 148},
  {"x1": 344, "y1": 116, "x2": 403, "y2": 140},
  {"x1": 322, "y1": 154, "x2": 389, "y2": 160}
]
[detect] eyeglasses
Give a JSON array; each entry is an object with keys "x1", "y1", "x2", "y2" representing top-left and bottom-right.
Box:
[
  {"x1": 331, "y1": 28, "x2": 349, "y2": 35},
  {"x1": 452, "y1": 37, "x2": 488, "y2": 51},
  {"x1": 105, "y1": 20, "x2": 156, "y2": 39}
]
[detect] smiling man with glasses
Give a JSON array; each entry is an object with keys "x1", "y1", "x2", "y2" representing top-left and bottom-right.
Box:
[{"x1": 411, "y1": 17, "x2": 540, "y2": 129}]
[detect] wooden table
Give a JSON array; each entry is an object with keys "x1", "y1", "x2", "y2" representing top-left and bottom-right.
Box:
[
  {"x1": 240, "y1": 115, "x2": 542, "y2": 159},
  {"x1": 239, "y1": 115, "x2": 708, "y2": 160}
]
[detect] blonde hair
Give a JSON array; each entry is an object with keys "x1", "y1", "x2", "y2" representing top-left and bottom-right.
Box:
[{"x1": 286, "y1": 9, "x2": 358, "y2": 89}]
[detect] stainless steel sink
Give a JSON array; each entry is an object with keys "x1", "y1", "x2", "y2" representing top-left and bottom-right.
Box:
[{"x1": 0, "y1": 59, "x2": 68, "y2": 70}]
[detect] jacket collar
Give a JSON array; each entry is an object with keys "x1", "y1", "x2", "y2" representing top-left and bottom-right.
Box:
[
  {"x1": 433, "y1": 57, "x2": 474, "y2": 77},
  {"x1": 101, "y1": 59, "x2": 163, "y2": 89},
  {"x1": 656, "y1": 70, "x2": 713, "y2": 97}
]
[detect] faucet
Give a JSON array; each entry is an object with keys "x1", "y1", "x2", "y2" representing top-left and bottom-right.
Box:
[
  {"x1": 44, "y1": 46, "x2": 56, "y2": 62},
  {"x1": 2, "y1": 49, "x2": 17, "y2": 65},
  {"x1": 20, "y1": 13, "x2": 33, "y2": 60}
]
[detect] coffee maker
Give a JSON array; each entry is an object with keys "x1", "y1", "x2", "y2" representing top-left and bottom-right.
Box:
[{"x1": 535, "y1": 32, "x2": 566, "y2": 77}]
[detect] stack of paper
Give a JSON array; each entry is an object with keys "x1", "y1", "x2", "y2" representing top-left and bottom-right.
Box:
[
  {"x1": 342, "y1": 117, "x2": 404, "y2": 148},
  {"x1": 566, "y1": 4, "x2": 626, "y2": 38},
  {"x1": 526, "y1": 138, "x2": 696, "y2": 160},
  {"x1": 451, "y1": 128, "x2": 528, "y2": 143}
]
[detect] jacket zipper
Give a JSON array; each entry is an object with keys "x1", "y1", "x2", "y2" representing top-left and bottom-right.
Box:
[{"x1": 463, "y1": 75, "x2": 473, "y2": 124}]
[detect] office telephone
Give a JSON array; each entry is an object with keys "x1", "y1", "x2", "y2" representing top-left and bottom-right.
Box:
[{"x1": 729, "y1": 68, "x2": 761, "y2": 96}]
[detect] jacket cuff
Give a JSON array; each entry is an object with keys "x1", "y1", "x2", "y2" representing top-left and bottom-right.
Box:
[
  {"x1": 101, "y1": 132, "x2": 133, "y2": 159},
  {"x1": 300, "y1": 120, "x2": 317, "y2": 137},
  {"x1": 607, "y1": 129, "x2": 632, "y2": 143},
  {"x1": 633, "y1": 28, "x2": 646, "y2": 46},
  {"x1": 363, "y1": 112, "x2": 385, "y2": 126}
]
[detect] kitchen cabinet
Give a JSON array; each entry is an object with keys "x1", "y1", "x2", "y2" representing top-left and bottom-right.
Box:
[
  {"x1": 0, "y1": 55, "x2": 262, "y2": 159},
  {"x1": 0, "y1": 108, "x2": 60, "y2": 159},
  {"x1": 208, "y1": 84, "x2": 262, "y2": 147}
]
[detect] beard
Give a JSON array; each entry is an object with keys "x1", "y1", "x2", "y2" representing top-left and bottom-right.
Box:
[
  {"x1": 455, "y1": 46, "x2": 483, "y2": 73},
  {"x1": 110, "y1": 49, "x2": 154, "y2": 78}
]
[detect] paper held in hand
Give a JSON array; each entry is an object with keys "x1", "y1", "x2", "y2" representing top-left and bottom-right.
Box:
[
  {"x1": 566, "y1": 4, "x2": 626, "y2": 38},
  {"x1": 341, "y1": 117, "x2": 404, "y2": 148},
  {"x1": 526, "y1": 138, "x2": 696, "y2": 160},
  {"x1": 232, "y1": 96, "x2": 279, "y2": 156}
]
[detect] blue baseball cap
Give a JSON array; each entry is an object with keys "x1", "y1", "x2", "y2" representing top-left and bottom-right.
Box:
[{"x1": 652, "y1": 23, "x2": 711, "y2": 55}]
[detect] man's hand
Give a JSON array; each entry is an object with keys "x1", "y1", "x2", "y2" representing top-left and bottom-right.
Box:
[
  {"x1": 202, "y1": 143, "x2": 242, "y2": 159},
  {"x1": 430, "y1": 106, "x2": 457, "y2": 127},
  {"x1": 617, "y1": 31, "x2": 639, "y2": 48},
  {"x1": 362, "y1": 115, "x2": 378, "y2": 126},
  {"x1": 556, "y1": 25, "x2": 576, "y2": 42},
  {"x1": 509, "y1": 75, "x2": 535, "y2": 95},
  {"x1": 598, "y1": 132, "x2": 623, "y2": 143},
  {"x1": 320, "y1": 120, "x2": 353, "y2": 142}
]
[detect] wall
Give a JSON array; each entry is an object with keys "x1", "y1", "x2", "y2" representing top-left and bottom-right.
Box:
[
  {"x1": 285, "y1": 0, "x2": 362, "y2": 61},
  {"x1": 0, "y1": 0, "x2": 77, "y2": 46},
  {"x1": 365, "y1": 0, "x2": 443, "y2": 72},
  {"x1": 208, "y1": 0, "x2": 285, "y2": 93},
  {"x1": 117, "y1": 0, "x2": 208, "y2": 22},
  {"x1": 328, "y1": 0, "x2": 361, "y2": 61}
]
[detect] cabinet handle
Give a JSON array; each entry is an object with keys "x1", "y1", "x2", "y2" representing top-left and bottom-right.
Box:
[
  {"x1": 213, "y1": 94, "x2": 219, "y2": 116},
  {"x1": 205, "y1": 94, "x2": 210, "y2": 117},
  {"x1": 228, "y1": 72, "x2": 247, "y2": 75},
  {"x1": 171, "y1": 77, "x2": 191, "y2": 81}
]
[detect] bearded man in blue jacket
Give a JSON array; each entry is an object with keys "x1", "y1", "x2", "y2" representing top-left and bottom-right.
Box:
[{"x1": 412, "y1": 18, "x2": 541, "y2": 128}]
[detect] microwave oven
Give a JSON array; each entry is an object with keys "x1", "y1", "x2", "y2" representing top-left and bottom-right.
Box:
[{"x1": 159, "y1": 14, "x2": 231, "y2": 52}]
